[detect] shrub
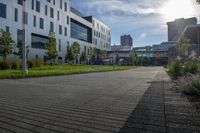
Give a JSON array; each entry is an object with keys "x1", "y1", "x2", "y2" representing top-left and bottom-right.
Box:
[
  {"x1": 184, "y1": 60, "x2": 198, "y2": 74},
  {"x1": 183, "y1": 78, "x2": 200, "y2": 96},
  {"x1": 0, "y1": 61, "x2": 10, "y2": 70},
  {"x1": 168, "y1": 60, "x2": 184, "y2": 77},
  {"x1": 33, "y1": 59, "x2": 43, "y2": 67},
  {"x1": 11, "y1": 61, "x2": 19, "y2": 70},
  {"x1": 27, "y1": 60, "x2": 34, "y2": 69}
]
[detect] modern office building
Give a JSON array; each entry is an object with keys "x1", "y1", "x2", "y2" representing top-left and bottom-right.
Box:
[
  {"x1": 0, "y1": 0, "x2": 111, "y2": 63},
  {"x1": 167, "y1": 17, "x2": 197, "y2": 41},
  {"x1": 120, "y1": 34, "x2": 133, "y2": 46}
]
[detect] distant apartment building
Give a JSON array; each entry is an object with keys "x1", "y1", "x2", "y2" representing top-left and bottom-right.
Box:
[
  {"x1": 0, "y1": 0, "x2": 111, "y2": 63},
  {"x1": 167, "y1": 17, "x2": 197, "y2": 41},
  {"x1": 120, "y1": 35, "x2": 133, "y2": 46}
]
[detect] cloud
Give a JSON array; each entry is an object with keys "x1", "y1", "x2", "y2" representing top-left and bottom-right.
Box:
[{"x1": 71, "y1": 0, "x2": 200, "y2": 46}]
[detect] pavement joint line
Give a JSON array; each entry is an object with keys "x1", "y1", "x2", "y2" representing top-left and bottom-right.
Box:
[{"x1": 162, "y1": 70, "x2": 168, "y2": 133}]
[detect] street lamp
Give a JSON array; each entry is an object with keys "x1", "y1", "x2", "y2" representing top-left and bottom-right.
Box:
[
  {"x1": 198, "y1": 31, "x2": 200, "y2": 63},
  {"x1": 22, "y1": 0, "x2": 27, "y2": 74}
]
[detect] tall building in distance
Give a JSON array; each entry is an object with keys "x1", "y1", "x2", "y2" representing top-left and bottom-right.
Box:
[
  {"x1": 167, "y1": 17, "x2": 197, "y2": 41},
  {"x1": 0, "y1": 0, "x2": 111, "y2": 63},
  {"x1": 120, "y1": 35, "x2": 133, "y2": 46}
]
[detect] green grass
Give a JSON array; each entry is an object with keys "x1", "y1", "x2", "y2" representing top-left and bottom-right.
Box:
[{"x1": 0, "y1": 65, "x2": 140, "y2": 79}]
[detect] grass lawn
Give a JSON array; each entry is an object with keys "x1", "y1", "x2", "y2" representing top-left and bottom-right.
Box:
[{"x1": 0, "y1": 65, "x2": 140, "y2": 79}]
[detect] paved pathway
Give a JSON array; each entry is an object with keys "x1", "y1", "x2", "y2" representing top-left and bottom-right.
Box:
[{"x1": 0, "y1": 67, "x2": 199, "y2": 133}]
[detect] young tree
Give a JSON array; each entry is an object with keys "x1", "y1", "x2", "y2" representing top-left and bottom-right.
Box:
[
  {"x1": 0, "y1": 29, "x2": 14, "y2": 61},
  {"x1": 115, "y1": 54, "x2": 120, "y2": 65},
  {"x1": 99, "y1": 50, "x2": 107, "y2": 59},
  {"x1": 90, "y1": 48, "x2": 97, "y2": 63},
  {"x1": 16, "y1": 40, "x2": 30, "y2": 59},
  {"x1": 46, "y1": 32, "x2": 58, "y2": 65},
  {"x1": 80, "y1": 52, "x2": 86, "y2": 64},
  {"x1": 65, "y1": 48, "x2": 75, "y2": 64},
  {"x1": 71, "y1": 42, "x2": 80, "y2": 64},
  {"x1": 176, "y1": 35, "x2": 190, "y2": 62}
]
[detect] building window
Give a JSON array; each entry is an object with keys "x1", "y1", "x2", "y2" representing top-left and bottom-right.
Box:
[
  {"x1": 71, "y1": 19, "x2": 92, "y2": 43},
  {"x1": 67, "y1": 16, "x2": 69, "y2": 25},
  {"x1": 64, "y1": 2, "x2": 67, "y2": 11},
  {"x1": 50, "y1": 7, "x2": 54, "y2": 18},
  {"x1": 18, "y1": 0, "x2": 24, "y2": 5},
  {"x1": 45, "y1": 5, "x2": 48, "y2": 16},
  {"x1": 50, "y1": 22, "x2": 54, "y2": 32},
  {"x1": 59, "y1": 25, "x2": 62, "y2": 35},
  {"x1": 53, "y1": 0, "x2": 55, "y2": 5},
  {"x1": 31, "y1": 33, "x2": 49, "y2": 49},
  {"x1": 33, "y1": 15, "x2": 36, "y2": 27},
  {"x1": 60, "y1": 0, "x2": 62, "y2": 9},
  {"x1": 32, "y1": 0, "x2": 34, "y2": 10},
  {"x1": 0, "y1": 3, "x2": 6, "y2": 19},
  {"x1": 59, "y1": 39, "x2": 61, "y2": 52},
  {"x1": 6, "y1": 26, "x2": 9, "y2": 32},
  {"x1": 14, "y1": 8, "x2": 18, "y2": 22},
  {"x1": 47, "y1": 0, "x2": 51, "y2": 2},
  {"x1": 22, "y1": 11, "x2": 28, "y2": 24},
  {"x1": 36, "y1": 0, "x2": 40, "y2": 12},
  {"x1": 57, "y1": 11, "x2": 59, "y2": 21},
  {"x1": 40, "y1": 18, "x2": 44, "y2": 29},
  {"x1": 64, "y1": 27, "x2": 67, "y2": 36}
]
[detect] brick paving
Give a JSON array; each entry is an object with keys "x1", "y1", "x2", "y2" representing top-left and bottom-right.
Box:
[{"x1": 0, "y1": 67, "x2": 199, "y2": 133}]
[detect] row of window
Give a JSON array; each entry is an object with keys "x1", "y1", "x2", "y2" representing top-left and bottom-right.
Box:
[
  {"x1": 94, "y1": 30, "x2": 111, "y2": 42},
  {"x1": 93, "y1": 21, "x2": 111, "y2": 35}
]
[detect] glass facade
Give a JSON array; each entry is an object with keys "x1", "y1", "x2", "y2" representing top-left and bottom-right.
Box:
[
  {"x1": 31, "y1": 33, "x2": 49, "y2": 49},
  {"x1": 71, "y1": 19, "x2": 92, "y2": 43}
]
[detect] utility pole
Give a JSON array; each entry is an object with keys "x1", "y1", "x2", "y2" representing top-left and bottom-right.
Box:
[{"x1": 22, "y1": 0, "x2": 27, "y2": 74}]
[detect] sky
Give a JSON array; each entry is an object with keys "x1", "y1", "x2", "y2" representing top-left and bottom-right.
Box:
[{"x1": 71, "y1": 0, "x2": 200, "y2": 47}]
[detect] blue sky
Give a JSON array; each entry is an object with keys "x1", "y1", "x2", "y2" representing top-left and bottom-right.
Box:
[{"x1": 71, "y1": 0, "x2": 200, "y2": 47}]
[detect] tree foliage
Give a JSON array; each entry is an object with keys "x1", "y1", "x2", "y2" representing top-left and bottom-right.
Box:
[
  {"x1": 65, "y1": 47, "x2": 74, "y2": 64},
  {"x1": 71, "y1": 42, "x2": 80, "y2": 56},
  {"x1": 99, "y1": 50, "x2": 107, "y2": 59},
  {"x1": 0, "y1": 29, "x2": 14, "y2": 61},
  {"x1": 16, "y1": 40, "x2": 30, "y2": 59},
  {"x1": 46, "y1": 32, "x2": 58, "y2": 64},
  {"x1": 80, "y1": 52, "x2": 87, "y2": 64},
  {"x1": 176, "y1": 35, "x2": 190, "y2": 62}
]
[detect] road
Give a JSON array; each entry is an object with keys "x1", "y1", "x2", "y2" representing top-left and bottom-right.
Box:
[{"x1": 0, "y1": 67, "x2": 199, "y2": 133}]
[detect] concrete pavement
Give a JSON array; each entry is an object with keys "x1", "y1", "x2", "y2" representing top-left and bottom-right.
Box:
[{"x1": 0, "y1": 67, "x2": 199, "y2": 133}]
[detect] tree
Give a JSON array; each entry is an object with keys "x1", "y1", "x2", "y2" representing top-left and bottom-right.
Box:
[
  {"x1": 176, "y1": 35, "x2": 190, "y2": 62},
  {"x1": 90, "y1": 48, "x2": 97, "y2": 63},
  {"x1": 71, "y1": 42, "x2": 80, "y2": 64},
  {"x1": 115, "y1": 54, "x2": 120, "y2": 65},
  {"x1": 99, "y1": 50, "x2": 107, "y2": 59},
  {"x1": 46, "y1": 32, "x2": 58, "y2": 65},
  {"x1": 16, "y1": 40, "x2": 30, "y2": 59},
  {"x1": 65, "y1": 48, "x2": 74, "y2": 64},
  {"x1": 80, "y1": 52, "x2": 86, "y2": 64},
  {"x1": 0, "y1": 29, "x2": 14, "y2": 61}
]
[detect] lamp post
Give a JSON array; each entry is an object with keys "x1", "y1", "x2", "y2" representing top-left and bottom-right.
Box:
[
  {"x1": 198, "y1": 31, "x2": 200, "y2": 63},
  {"x1": 22, "y1": 0, "x2": 27, "y2": 74}
]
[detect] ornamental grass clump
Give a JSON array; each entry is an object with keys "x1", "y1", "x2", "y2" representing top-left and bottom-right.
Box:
[{"x1": 183, "y1": 78, "x2": 200, "y2": 96}]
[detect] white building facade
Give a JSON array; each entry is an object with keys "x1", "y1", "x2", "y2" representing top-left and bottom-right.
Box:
[{"x1": 0, "y1": 0, "x2": 111, "y2": 63}]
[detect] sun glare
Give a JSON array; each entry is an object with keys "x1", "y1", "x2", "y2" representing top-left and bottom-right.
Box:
[{"x1": 160, "y1": 0, "x2": 195, "y2": 21}]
